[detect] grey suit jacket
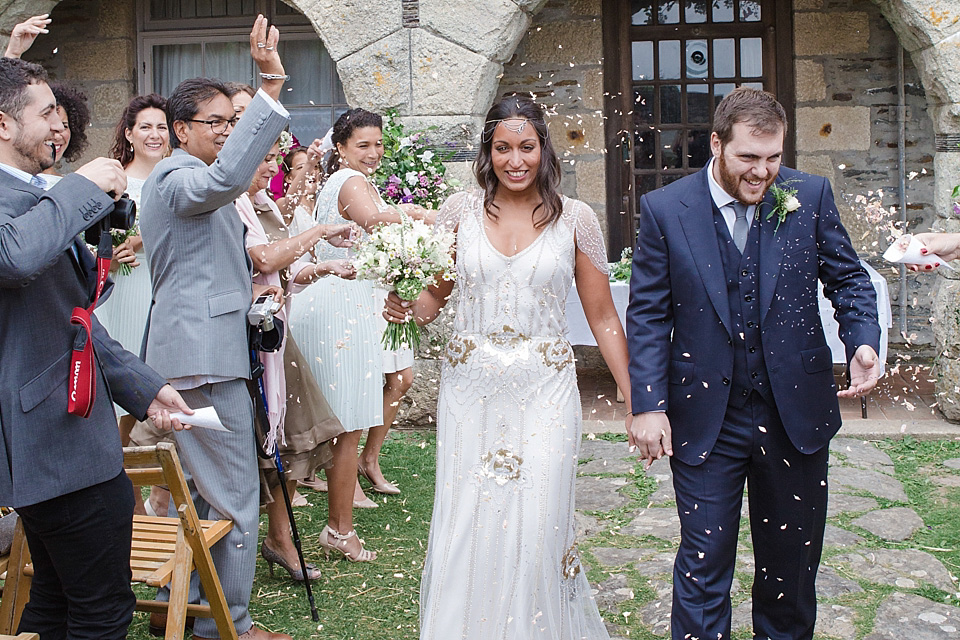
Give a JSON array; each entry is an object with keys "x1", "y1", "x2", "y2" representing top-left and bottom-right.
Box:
[
  {"x1": 139, "y1": 92, "x2": 289, "y2": 380},
  {"x1": 0, "y1": 172, "x2": 167, "y2": 507}
]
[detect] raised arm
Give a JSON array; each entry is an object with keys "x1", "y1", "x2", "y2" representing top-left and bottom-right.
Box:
[{"x1": 4, "y1": 14, "x2": 50, "y2": 59}]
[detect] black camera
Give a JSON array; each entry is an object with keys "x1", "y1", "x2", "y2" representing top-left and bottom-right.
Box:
[{"x1": 84, "y1": 195, "x2": 136, "y2": 245}]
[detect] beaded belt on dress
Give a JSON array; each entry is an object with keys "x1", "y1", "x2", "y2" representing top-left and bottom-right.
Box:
[{"x1": 444, "y1": 325, "x2": 573, "y2": 372}]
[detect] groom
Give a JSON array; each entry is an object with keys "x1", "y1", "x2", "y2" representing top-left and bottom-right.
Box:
[{"x1": 626, "y1": 87, "x2": 880, "y2": 640}]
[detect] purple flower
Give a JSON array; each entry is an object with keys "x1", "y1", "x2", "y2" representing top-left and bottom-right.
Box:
[
  {"x1": 954, "y1": 202, "x2": 960, "y2": 217},
  {"x1": 386, "y1": 184, "x2": 399, "y2": 198},
  {"x1": 419, "y1": 174, "x2": 430, "y2": 187},
  {"x1": 415, "y1": 188, "x2": 428, "y2": 199},
  {"x1": 388, "y1": 174, "x2": 402, "y2": 185},
  {"x1": 400, "y1": 194, "x2": 414, "y2": 204}
]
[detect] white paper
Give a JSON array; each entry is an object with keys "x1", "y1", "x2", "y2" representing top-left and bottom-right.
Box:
[
  {"x1": 882, "y1": 234, "x2": 955, "y2": 271},
  {"x1": 170, "y1": 406, "x2": 228, "y2": 431}
]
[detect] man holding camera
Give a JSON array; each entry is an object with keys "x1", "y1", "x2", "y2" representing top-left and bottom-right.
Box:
[
  {"x1": 0, "y1": 58, "x2": 190, "y2": 638},
  {"x1": 138, "y1": 16, "x2": 291, "y2": 640}
]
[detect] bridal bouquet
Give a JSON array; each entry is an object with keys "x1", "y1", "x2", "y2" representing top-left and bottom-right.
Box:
[
  {"x1": 353, "y1": 210, "x2": 455, "y2": 350},
  {"x1": 110, "y1": 226, "x2": 139, "y2": 276}
]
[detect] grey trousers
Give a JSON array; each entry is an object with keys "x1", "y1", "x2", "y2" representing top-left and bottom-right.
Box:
[{"x1": 159, "y1": 379, "x2": 258, "y2": 637}]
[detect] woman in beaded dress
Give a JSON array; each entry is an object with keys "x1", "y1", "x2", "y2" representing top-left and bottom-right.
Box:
[{"x1": 385, "y1": 97, "x2": 637, "y2": 639}]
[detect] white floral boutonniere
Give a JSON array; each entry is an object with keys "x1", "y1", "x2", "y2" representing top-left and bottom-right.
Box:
[{"x1": 759, "y1": 179, "x2": 801, "y2": 231}]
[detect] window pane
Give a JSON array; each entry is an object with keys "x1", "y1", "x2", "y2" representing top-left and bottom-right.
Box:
[
  {"x1": 661, "y1": 130, "x2": 681, "y2": 169},
  {"x1": 658, "y1": 2, "x2": 680, "y2": 24},
  {"x1": 658, "y1": 40, "x2": 681, "y2": 80},
  {"x1": 288, "y1": 107, "x2": 328, "y2": 144},
  {"x1": 685, "y1": 0, "x2": 707, "y2": 23},
  {"x1": 739, "y1": 0, "x2": 761, "y2": 22},
  {"x1": 687, "y1": 129, "x2": 711, "y2": 168},
  {"x1": 742, "y1": 81, "x2": 764, "y2": 90},
  {"x1": 634, "y1": 127, "x2": 656, "y2": 169},
  {"x1": 153, "y1": 43, "x2": 202, "y2": 97},
  {"x1": 278, "y1": 39, "x2": 331, "y2": 105},
  {"x1": 660, "y1": 85, "x2": 682, "y2": 124},
  {"x1": 713, "y1": 82, "x2": 736, "y2": 102},
  {"x1": 713, "y1": 38, "x2": 736, "y2": 78},
  {"x1": 740, "y1": 37, "x2": 763, "y2": 77},
  {"x1": 634, "y1": 85, "x2": 654, "y2": 125},
  {"x1": 662, "y1": 173, "x2": 684, "y2": 186},
  {"x1": 687, "y1": 85, "x2": 710, "y2": 123},
  {"x1": 712, "y1": 0, "x2": 734, "y2": 22},
  {"x1": 636, "y1": 173, "x2": 657, "y2": 199},
  {"x1": 204, "y1": 41, "x2": 255, "y2": 85},
  {"x1": 686, "y1": 40, "x2": 708, "y2": 79},
  {"x1": 632, "y1": 0, "x2": 653, "y2": 25},
  {"x1": 632, "y1": 41, "x2": 654, "y2": 81},
  {"x1": 150, "y1": 0, "x2": 251, "y2": 19}
]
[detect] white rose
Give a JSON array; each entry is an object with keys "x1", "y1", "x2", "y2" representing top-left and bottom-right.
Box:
[
  {"x1": 406, "y1": 171, "x2": 419, "y2": 185},
  {"x1": 784, "y1": 195, "x2": 801, "y2": 212},
  {"x1": 399, "y1": 136, "x2": 412, "y2": 149}
]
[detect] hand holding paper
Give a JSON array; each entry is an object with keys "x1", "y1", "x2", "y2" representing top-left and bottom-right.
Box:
[
  {"x1": 883, "y1": 234, "x2": 955, "y2": 271},
  {"x1": 170, "y1": 406, "x2": 228, "y2": 432}
]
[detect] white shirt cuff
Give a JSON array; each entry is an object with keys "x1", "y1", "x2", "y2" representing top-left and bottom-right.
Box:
[{"x1": 256, "y1": 88, "x2": 289, "y2": 118}]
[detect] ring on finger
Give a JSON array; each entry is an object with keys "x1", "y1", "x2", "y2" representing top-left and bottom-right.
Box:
[
  {"x1": 257, "y1": 42, "x2": 266, "y2": 48},
  {"x1": 265, "y1": 46, "x2": 275, "y2": 51}
]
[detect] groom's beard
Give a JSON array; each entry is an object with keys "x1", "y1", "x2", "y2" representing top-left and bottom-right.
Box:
[{"x1": 716, "y1": 151, "x2": 778, "y2": 205}]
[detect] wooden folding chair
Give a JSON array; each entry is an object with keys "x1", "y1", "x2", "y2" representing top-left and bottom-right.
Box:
[{"x1": 0, "y1": 443, "x2": 237, "y2": 639}]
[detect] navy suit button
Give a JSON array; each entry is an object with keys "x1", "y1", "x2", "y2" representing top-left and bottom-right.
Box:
[
  {"x1": 741, "y1": 269, "x2": 749, "y2": 277},
  {"x1": 751, "y1": 372, "x2": 759, "y2": 379},
  {"x1": 749, "y1": 347, "x2": 756, "y2": 353},
  {"x1": 727, "y1": 338, "x2": 732, "y2": 345},
  {"x1": 746, "y1": 321, "x2": 756, "y2": 328},
  {"x1": 744, "y1": 294, "x2": 753, "y2": 302},
  {"x1": 741, "y1": 389, "x2": 749, "y2": 397},
  {"x1": 722, "y1": 377, "x2": 730, "y2": 385}
]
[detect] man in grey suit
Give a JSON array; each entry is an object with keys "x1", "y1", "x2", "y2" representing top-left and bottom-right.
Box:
[
  {"x1": 0, "y1": 57, "x2": 189, "y2": 638},
  {"x1": 139, "y1": 17, "x2": 292, "y2": 640}
]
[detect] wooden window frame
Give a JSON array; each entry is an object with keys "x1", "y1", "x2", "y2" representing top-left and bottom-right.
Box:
[{"x1": 602, "y1": 0, "x2": 794, "y2": 257}]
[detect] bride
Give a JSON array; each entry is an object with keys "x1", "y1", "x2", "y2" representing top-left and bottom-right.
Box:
[{"x1": 385, "y1": 96, "x2": 637, "y2": 639}]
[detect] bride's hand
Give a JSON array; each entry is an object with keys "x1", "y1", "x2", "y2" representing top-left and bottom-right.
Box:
[{"x1": 384, "y1": 291, "x2": 413, "y2": 325}]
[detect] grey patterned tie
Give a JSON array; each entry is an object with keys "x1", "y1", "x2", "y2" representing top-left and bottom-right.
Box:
[
  {"x1": 732, "y1": 201, "x2": 749, "y2": 254},
  {"x1": 29, "y1": 174, "x2": 46, "y2": 190}
]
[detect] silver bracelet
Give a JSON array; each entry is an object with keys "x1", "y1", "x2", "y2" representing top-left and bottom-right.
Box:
[{"x1": 259, "y1": 73, "x2": 289, "y2": 81}]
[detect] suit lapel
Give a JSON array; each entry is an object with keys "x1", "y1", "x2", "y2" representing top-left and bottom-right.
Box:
[
  {"x1": 678, "y1": 169, "x2": 732, "y2": 337},
  {"x1": 757, "y1": 174, "x2": 793, "y2": 323}
]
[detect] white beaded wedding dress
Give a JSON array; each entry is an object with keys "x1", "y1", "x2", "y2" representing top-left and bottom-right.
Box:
[{"x1": 419, "y1": 190, "x2": 611, "y2": 640}]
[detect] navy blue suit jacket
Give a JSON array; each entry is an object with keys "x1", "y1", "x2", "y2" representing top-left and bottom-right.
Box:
[{"x1": 626, "y1": 166, "x2": 881, "y2": 465}]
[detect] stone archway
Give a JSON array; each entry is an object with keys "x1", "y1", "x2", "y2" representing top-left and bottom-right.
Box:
[
  {"x1": 868, "y1": 0, "x2": 960, "y2": 416},
  {"x1": 288, "y1": 0, "x2": 549, "y2": 147}
]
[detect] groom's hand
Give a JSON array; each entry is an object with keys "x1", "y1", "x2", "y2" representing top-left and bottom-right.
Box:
[
  {"x1": 630, "y1": 411, "x2": 673, "y2": 469},
  {"x1": 837, "y1": 345, "x2": 881, "y2": 398}
]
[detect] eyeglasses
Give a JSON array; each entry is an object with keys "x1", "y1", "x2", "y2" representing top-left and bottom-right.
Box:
[{"x1": 185, "y1": 117, "x2": 239, "y2": 135}]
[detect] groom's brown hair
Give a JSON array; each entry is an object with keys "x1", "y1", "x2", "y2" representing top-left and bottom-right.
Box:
[{"x1": 713, "y1": 87, "x2": 788, "y2": 146}]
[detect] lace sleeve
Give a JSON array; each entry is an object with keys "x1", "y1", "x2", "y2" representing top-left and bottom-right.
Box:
[
  {"x1": 573, "y1": 200, "x2": 610, "y2": 275},
  {"x1": 434, "y1": 190, "x2": 470, "y2": 235}
]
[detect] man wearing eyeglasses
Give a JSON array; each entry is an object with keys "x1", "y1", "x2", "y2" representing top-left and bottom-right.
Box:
[{"x1": 138, "y1": 16, "x2": 291, "y2": 640}]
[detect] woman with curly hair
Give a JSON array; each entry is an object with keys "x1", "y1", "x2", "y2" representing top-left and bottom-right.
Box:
[{"x1": 41, "y1": 83, "x2": 90, "y2": 184}]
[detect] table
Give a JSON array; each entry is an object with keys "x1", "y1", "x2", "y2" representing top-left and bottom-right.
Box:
[{"x1": 565, "y1": 260, "x2": 891, "y2": 371}]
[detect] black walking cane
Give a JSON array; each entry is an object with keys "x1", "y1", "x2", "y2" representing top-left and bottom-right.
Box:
[{"x1": 248, "y1": 321, "x2": 320, "y2": 622}]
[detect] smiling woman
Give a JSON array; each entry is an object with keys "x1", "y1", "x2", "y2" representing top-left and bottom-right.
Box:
[{"x1": 44, "y1": 83, "x2": 89, "y2": 179}]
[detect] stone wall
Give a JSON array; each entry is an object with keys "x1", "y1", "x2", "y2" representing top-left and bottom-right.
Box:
[
  {"x1": 794, "y1": 0, "x2": 937, "y2": 353},
  {"x1": 10, "y1": 0, "x2": 136, "y2": 169},
  {"x1": 497, "y1": 0, "x2": 607, "y2": 232}
]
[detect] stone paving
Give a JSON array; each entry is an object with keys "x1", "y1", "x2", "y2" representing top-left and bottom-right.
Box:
[{"x1": 575, "y1": 437, "x2": 960, "y2": 639}]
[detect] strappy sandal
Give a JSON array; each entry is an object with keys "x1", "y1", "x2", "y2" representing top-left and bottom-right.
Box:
[{"x1": 319, "y1": 525, "x2": 377, "y2": 562}]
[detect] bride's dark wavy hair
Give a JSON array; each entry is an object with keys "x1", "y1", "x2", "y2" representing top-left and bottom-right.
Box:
[
  {"x1": 325, "y1": 108, "x2": 382, "y2": 175},
  {"x1": 475, "y1": 96, "x2": 562, "y2": 229}
]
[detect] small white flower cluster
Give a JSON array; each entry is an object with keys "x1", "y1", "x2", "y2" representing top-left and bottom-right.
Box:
[{"x1": 353, "y1": 213, "x2": 456, "y2": 295}]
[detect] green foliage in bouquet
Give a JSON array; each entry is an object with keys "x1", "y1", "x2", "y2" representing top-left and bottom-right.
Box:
[{"x1": 374, "y1": 109, "x2": 458, "y2": 210}]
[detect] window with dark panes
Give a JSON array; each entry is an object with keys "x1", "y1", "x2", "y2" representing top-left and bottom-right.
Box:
[
  {"x1": 138, "y1": 0, "x2": 347, "y2": 143},
  {"x1": 602, "y1": 0, "x2": 792, "y2": 255}
]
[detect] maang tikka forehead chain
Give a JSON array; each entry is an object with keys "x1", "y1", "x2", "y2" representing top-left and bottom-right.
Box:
[{"x1": 482, "y1": 118, "x2": 543, "y2": 143}]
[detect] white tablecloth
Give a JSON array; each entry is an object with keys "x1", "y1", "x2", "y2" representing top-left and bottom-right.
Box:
[{"x1": 565, "y1": 260, "x2": 890, "y2": 372}]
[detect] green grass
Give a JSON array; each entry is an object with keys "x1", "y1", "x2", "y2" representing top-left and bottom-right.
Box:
[{"x1": 127, "y1": 431, "x2": 437, "y2": 640}]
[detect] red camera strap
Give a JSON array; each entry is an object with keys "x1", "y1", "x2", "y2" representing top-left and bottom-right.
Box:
[{"x1": 67, "y1": 239, "x2": 111, "y2": 418}]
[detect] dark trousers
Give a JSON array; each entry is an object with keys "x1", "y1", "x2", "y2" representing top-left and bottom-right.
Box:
[
  {"x1": 16, "y1": 471, "x2": 136, "y2": 640},
  {"x1": 669, "y1": 393, "x2": 829, "y2": 640}
]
